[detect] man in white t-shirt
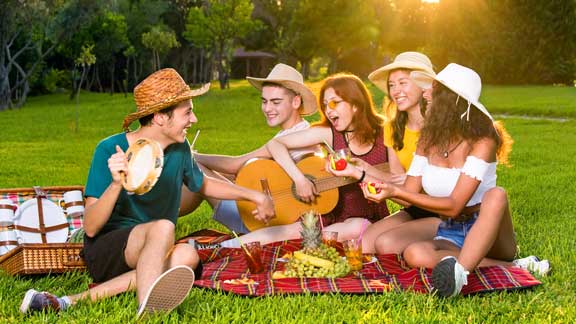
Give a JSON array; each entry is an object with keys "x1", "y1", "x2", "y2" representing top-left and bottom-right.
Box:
[{"x1": 180, "y1": 63, "x2": 318, "y2": 233}]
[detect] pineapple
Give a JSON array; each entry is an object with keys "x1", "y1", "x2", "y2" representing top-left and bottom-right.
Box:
[{"x1": 300, "y1": 210, "x2": 321, "y2": 250}]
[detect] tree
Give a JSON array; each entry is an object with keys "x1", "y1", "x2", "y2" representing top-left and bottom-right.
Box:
[
  {"x1": 0, "y1": 0, "x2": 102, "y2": 110},
  {"x1": 141, "y1": 25, "x2": 181, "y2": 71},
  {"x1": 73, "y1": 44, "x2": 96, "y2": 132},
  {"x1": 184, "y1": 0, "x2": 261, "y2": 89}
]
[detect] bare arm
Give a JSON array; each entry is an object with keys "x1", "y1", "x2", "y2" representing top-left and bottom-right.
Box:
[
  {"x1": 266, "y1": 126, "x2": 332, "y2": 203},
  {"x1": 199, "y1": 176, "x2": 275, "y2": 223},
  {"x1": 83, "y1": 145, "x2": 126, "y2": 238},
  {"x1": 194, "y1": 144, "x2": 271, "y2": 175}
]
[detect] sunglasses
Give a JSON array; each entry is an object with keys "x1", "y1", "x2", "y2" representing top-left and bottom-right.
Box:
[{"x1": 323, "y1": 99, "x2": 344, "y2": 110}]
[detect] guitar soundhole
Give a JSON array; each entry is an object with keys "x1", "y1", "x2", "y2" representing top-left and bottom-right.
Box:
[{"x1": 291, "y1": 174, "x2": 317, "y2": 203}]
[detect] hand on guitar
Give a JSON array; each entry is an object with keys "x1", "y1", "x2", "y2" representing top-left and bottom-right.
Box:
[
  {"x1": 294, "y1": 175, "x2": 318, "y2": 204},
  {"x1": 251, "y1": 193, "x2": 276, "y2": 224},
  {"x1": 359, "y1": 181, "x2": 395, "y2": 203}
]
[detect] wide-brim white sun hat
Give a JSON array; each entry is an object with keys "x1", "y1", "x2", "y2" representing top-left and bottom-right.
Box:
[
  {"x1": 410, "y1": 63, "x2": 493, "y2": 121},
  {"x1": 246, "y1": 63, "x2": 317, "y2": 116},
  {"x1": 368, "y1": 51, "x2": 436, "y2": 92}
]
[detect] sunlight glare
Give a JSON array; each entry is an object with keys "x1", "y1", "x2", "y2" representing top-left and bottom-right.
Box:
[{"x1": 422, "y1": 0, "x2": 440, "y2": 3}]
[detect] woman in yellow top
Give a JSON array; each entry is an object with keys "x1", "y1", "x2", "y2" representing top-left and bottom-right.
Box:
[{"x1": 359, "y1": 52, "x2": 442, "y2": 254}]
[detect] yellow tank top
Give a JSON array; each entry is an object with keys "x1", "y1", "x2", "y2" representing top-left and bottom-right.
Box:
[{"x1": 384, "y1": 121, "x2": 420, "y2": 171}]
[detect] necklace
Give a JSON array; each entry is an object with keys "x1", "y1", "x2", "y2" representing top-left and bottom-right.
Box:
[{"x1": 442, "y1": 140, "x2": 463, "y2": 158}]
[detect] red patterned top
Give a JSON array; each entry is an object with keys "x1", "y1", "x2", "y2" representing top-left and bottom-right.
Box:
[{"x1": 323, "y1": 127, "x2": 390, "y2": 225}]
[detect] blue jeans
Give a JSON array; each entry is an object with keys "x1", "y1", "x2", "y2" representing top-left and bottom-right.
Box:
[
  {"x1": 212, "y1": 200, "x2": 250, "y2": 234},
  {"x1": 433, "y1": 212, "x2": 479, "y2": 248}
]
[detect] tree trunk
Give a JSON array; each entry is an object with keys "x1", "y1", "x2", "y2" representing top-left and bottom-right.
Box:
[
  {"x1": 110, "y1": 59, "x2": 115, "y2": 96},
  {"x1": 0, "y1": 64, "x2": 11, "y2": 111}
]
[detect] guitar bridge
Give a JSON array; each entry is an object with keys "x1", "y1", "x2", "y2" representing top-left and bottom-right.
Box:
[{"x1": 260, "y1": 179, "x2": 272, "y2": 197}]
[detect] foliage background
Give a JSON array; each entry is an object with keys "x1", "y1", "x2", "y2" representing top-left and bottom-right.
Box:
[{"x1": 1, "y1": 0, "x2": 575, "y2": 111}]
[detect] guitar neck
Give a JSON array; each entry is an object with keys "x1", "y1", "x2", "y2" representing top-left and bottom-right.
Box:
[{"x1": 313, "y1": 163, "x2": 389, "y2": 192}]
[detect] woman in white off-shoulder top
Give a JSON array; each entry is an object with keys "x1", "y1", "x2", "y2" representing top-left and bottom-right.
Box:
[{"x1": 359, "y1": 64, "x2": 549, "y2": 297}]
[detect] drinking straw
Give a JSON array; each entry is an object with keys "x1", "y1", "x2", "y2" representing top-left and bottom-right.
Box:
[
  {"x1": 322, "y1": 139, "x2": 336, "y2": 155},
  {"x1": 318, "y1": 212, "x2": 324, "y2": 230},
  {"x1": 358, "y1": 219, "x2": 369, "y2": 241},
  {"x1": 232, "y1": 230, "x2": 252, "y2": 258},
  {"x1": 191, "y1": 129, "x2": 201, "y2": 149}
]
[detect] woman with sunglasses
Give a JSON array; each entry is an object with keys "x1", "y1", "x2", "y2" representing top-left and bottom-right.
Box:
[
  {"x1": 214, "y1": 73, "x2": 392, "y2": 247},
  {"x1": 265, "y1": 73, "x2": 391, "y2": 238},
  {"x1": 360, "y1": 63, "x2": 549, "y2": 297}
]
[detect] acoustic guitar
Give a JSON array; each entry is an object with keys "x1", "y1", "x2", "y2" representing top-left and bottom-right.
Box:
[{"x1": 236, "y1": 155, "x2": 389, "y2": 231}]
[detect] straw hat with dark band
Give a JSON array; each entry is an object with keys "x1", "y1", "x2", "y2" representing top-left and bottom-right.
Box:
[
  {"x1": 368, "y1": 52, "x2": 435, "y2": 92},
  {"x1": 123, "y1": 68, "x2": 210, "y2": 131},
  {"x1": 246, "y1": 63, "x2": 317, "y2": 116}
]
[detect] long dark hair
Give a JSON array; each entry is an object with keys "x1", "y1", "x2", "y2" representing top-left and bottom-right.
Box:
[
  {"x1": 385, "y1": 69, "x2": 427, "y2": 151},
  {"x1": 419, "y1": 83, "x2": 512, "y2": 164},
  {"x1": 316, "y1": 73, "x2": 384, "y2": 145}
]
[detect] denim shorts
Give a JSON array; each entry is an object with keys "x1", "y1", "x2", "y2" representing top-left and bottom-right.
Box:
[{"x1": 433, "y1": 212, "x2": 479, "y2": 248}]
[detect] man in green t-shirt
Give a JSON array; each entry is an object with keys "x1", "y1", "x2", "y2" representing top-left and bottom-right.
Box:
[{"x1": 20, "y1": 69, "x2": 275, "y2": 317}]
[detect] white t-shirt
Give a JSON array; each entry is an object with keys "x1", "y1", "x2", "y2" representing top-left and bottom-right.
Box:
[{"x1": 274, "y1": 120, "x2": 317, "y2": 161}]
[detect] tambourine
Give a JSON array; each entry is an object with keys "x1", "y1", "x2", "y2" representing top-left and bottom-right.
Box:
[{"x1": 122, "y1": 138, "x2": 164, "y2": 195}]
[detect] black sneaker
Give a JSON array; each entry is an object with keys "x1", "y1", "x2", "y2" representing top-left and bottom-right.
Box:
[
  {"x1": 188, "y1": 239, "x2": 221, "y2": 250},
  {"x1": 20, "y1": 289, "x2": 63, "y2": 313},
  {"x1": 431, "y1": 256, "x2": 469, "y2": 297}
]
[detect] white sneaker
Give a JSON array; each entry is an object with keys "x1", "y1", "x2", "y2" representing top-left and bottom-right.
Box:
[
  {"x1": 513, "y1": 256, "x2": 551, "y2": 276},
  {"x1": 431, "y1": 256, "x2": 469, "y2": 297},
  {"x1": 137, "y1": 265, "x2": 195, "y2": 318}
]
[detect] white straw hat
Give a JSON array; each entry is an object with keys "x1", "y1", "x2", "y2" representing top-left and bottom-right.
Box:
[
  {"x1": 246, "y1": 63, "x2": 317, "y2": 115},
  {"x1": 368, "y1": 51, "x2": 435, "y2": 92},
  {"x1": 410, "y1": 63, "x2": 493, "y2": 121}
]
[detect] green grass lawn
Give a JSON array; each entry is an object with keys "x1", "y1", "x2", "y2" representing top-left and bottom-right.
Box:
[{"x1": 1, "y1": 81, "x2": 575, "y2": 323}]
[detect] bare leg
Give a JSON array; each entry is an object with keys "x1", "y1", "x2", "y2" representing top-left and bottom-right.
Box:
[
  {"x1": 323, "y1": 217, "x2": 371, "y2": 241},
  {"x1": 237, "y1": 222, "x2": 302, "y2": 245},
  {"x1": 374, "y1": 217, "x2": 441, "y2": 254},
  {"x1": 66, "y1": 228, "x2": 200, "y2": 305},
  {"x1": 459, "y1": 187, "x2": 517, "y2": 269},
  {"x1": 403, "y1": 240, "x2": 460, "y2": 268},
  {"x1": 361, "y1": 210, "x2": 413, "y2": 253}
]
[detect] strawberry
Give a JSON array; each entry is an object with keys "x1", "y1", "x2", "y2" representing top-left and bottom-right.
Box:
[{"x1": 334, "y1": 159, "x2": 347, "y2": 171}]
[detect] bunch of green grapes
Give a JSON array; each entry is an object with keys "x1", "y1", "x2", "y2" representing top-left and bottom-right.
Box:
[
  {"x1": 302, "y1": 244, "x2": 341, "y2": 261},
  {"x1": 283, "y1": 245, "x2": 350, "y2": 278}
]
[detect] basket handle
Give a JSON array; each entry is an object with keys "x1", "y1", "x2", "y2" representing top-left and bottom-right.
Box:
[{"x1": 59, "y1": 249, "x2": 85, "y2": 267}]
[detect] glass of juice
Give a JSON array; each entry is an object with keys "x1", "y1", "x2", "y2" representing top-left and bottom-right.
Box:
[
  {"x1": 322, "y1": 231, "x2": 339, "y2": 248},
  {"x1": 242, "y1": 241, "x2": 265, "y2": 273},
  {"x1": 343, "y1": 239, "x2": 363, "y2": 271}
]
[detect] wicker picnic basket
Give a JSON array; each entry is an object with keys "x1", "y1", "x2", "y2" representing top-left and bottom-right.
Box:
[{"x1": 0, "y1": 186, "x2": 86, "y2": 275}]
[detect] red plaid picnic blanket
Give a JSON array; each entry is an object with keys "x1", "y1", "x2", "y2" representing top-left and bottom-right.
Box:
[{"x1": 195, "y1": 239, "x2": 541, "y2": 296}]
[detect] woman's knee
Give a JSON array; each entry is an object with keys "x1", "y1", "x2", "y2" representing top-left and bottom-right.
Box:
[
  {"x1": 483, "y1": 187, "x2": 508, "y2": 206},
  {"x1": 374, "y1": 232, "x2": 401, "y2": 254},
  {"x1": 403, "y1": 242, "x2": 436, "y2": 268}
]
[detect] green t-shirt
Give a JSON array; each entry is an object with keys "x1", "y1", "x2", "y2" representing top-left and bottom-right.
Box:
[{"x1": 85, "y1": 133, "x2": 204, "y2": 235}]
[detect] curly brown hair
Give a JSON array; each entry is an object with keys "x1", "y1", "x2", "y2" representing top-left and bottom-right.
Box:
[
  {"x1": 315, "y1": 73, "x2": 384, "y2": 145},
  {"x1": 419, "y1": 83, "x2": 512, "y2": 164}
]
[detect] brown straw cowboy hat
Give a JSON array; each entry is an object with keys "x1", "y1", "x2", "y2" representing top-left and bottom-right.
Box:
[
  {"x1": 246, "y1": 63, "x2": 317, "y2": 116},
  {"x1": 368, "y1": 52, "x2": 435, "y2": 92},
  {"x1": 123, "y1": 68, "x2": 210, "y2": 131}
]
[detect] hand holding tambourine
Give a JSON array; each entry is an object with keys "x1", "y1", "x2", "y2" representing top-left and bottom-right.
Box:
[{"x1": 120, "y1": 138, "x2": 164, "y2": 195}]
